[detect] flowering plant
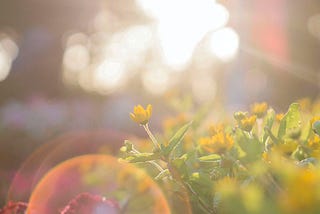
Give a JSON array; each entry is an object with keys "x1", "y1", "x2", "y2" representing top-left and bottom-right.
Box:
[
  {"x1": 3, "y1": 99, "x2": 320, "y2": 214},
  {"x1": 119, "y1": 100, "x2": 320, "y2": 214}
]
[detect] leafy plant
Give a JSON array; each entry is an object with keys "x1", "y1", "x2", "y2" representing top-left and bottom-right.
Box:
[{"x1": 120, "y1": 100, "x2": 320, "y2": 214}]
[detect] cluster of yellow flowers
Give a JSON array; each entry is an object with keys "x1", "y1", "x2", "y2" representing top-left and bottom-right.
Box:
[
  {"x1": 198, "y1": 130, "x2": 234, "y2": 154},
  {"x1": 127, "y1": 100, "x2": 320, "y2": 214}
]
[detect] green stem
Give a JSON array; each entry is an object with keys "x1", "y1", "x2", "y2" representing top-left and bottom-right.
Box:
[
  {"x1": 150, "y1": 161, "x2": 165, "y2": 172},
  {"x1": 257, "y1": 118, "x2": 263, "y2": 138},
  {"x1": 184, "y1": 182, "x2": 215, "y2": 214},
  {"x1": 132, "y1": 148, "x2": 164, "y2": 172},
  {"x1": 143, "y1": 123, "x2": 161, "y2": 151}
]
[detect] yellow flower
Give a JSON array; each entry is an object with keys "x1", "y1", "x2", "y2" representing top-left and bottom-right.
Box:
[
  {"x1": 262, "y1": 152, "x2": 269, "y2": 162},
  {"x1": 208, "y1": 124, "x2": 224, "y2": 136},
  {"x1": 234, "y1": 111, "x2": 248, "y2": 121},
  {"x1": 130, "y1": 104, "x2": 152, "y2": 125},
  {"x1": 310, "y1": 116, "x2": 320, "y2": 126},
  {"x1": 276, "y1": 113, "x2": 284, "y2": 122},
  {"x1": 239, "y1": 115, "x2": 257, "y2": 132},
  {"x1": 251, "y1": 102, "x2": 268, "y2": 118},
  {"x1": 308, "y1": 135, "x2": 320, "y2": 148},
  {"x1": 198, "y1": 131, "x2": 234, "y2": 154},
  {"x1": 308, "y1": 135, "x2": 320, "y2": 158}
]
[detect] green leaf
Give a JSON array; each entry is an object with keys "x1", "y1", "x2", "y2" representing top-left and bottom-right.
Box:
[
  {"x1": 291, "y1": 146, "x2": 308, "y2": 161},
  {"x1": 262, "y1": 108, "x2": 275, "y2": 143},
  {"x1": 124, "y1": 152, "x2": 161, "y2": 163},
  {"x1": 198, "y1": 154, "x2": 221, "y2": 162},
  {"x1": 312, "y1": 120, "x2": 320, "y2": 136},
  {"x1": 169, "y1": 156, "x2": 189, "y2": 180},
  {"x1": 236, "y1": 129, "x2": 264, "y2": 162},
  {"x1": 278, "y1": 103, "x2": 301, "y2": 139},
  {"x1": 188, "y1": 172, "x2": 214, "y2": 200},
  {"x1": 190, "y1": 172, "x2": 212, "y2": 187},
  {"x1": 264, "y1": 127, "x2": 279, "y2": 144},
  {"x1": 162, "y1": 121, "x2": 193, "y2": 157},
  {"x1": 301, "y1": 121, "x2": 312, "y2": 142}
]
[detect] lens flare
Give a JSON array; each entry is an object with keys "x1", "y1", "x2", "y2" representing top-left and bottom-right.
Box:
[
  {"x1": 7, "y1": 130, "x2": 125, "y2": 203},
  {"x1": 27, "y1": 155, "x2": 170, "y2": 214}
]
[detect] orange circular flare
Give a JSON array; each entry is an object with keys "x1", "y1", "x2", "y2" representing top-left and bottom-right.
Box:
[
  {"x1": 27, "y1": 154, "x2": 170, "y2": 214},
  {"x1": 7, "y1": 130, "x2": 125, "y2": 203}
]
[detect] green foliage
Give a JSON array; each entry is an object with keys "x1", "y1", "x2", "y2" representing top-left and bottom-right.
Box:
[
  {"x1": 123, "y1": 152, "x2": 161, "y2": 163},
  {"x1": 262, "y1": 108, "x2": 275, "y2": 143},
  {"x1": 312, "y1": 120, "x2": 320, "y2": 136},
  {"x1": 198, "y1": 154, "x2": 221, "y2": 162},
  {"x1": 161, "y1": 121, "x2": 193, "y2": 158},
  {"x1": 122, "y1": 100, "x2": 320, "y2": 214},
  {"x1": 278, "y1": 103, "x2": 301, "y2": 139},
  {"x1": 235, "y1": 129, "x2": 264, "y2": 162}
]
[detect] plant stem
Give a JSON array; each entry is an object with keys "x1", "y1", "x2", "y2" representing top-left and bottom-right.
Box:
[
  {"x1": 184, "y1": 182, "x2": 215, "y2": 214},
  {"x1": 143, "y1": 123, "x2": 161, "y2": 150},
  {"x1": 149, "y1": 161, "x2": 165, "y2": 172},
  {"x1": 132, "y1": 148, "x2": 164, "y2": 172},
  {"x1": 257, "y1": 118, "x2": 263, "y2": 137}
]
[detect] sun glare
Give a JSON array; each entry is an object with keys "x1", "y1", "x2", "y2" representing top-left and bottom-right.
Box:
[
  {"x1": 62, "y1": 2, "x2": 238, "y2": 95},
  {"x1": 104, "y1": 25, "x2": 153, "y2": 68},
  {"x1": 136, "y1": 0, "x2": 230, "y2": 69}
]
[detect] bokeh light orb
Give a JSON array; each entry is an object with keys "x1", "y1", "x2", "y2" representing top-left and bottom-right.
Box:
[
  {"x1": 27, "y1": 154, "x2": 170, "y2": 214},
  {"x1": 209, "y1": 27, "x2": 239, "y2": 61},
  {"x1": 0, "y1": 50, "x2": 11, "y2": 81},
  {"x1": 93, "y1": 59, "x2": 126, "y2": 94},
  {"x1": 0, "y1": 34, "x2": 19, "y2": 82},
  {"x1": 308, "y1": 14, "x2": 320, "y2": 40},
  {"x1": 142, "y1": 68, "x2": 170, "y2": 95},
  {"x1": 63, "y1": 44, "x2": 90, "y2": 72}
]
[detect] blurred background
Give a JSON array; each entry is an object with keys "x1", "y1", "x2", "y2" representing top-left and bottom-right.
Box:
[{"x1": 0, "y1": 0, "x2": 320, "y2": 207}]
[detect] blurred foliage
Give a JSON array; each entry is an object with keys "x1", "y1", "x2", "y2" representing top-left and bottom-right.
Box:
[{"x1": 121, "y1": 97, "x2": 320, "y2": 213}]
